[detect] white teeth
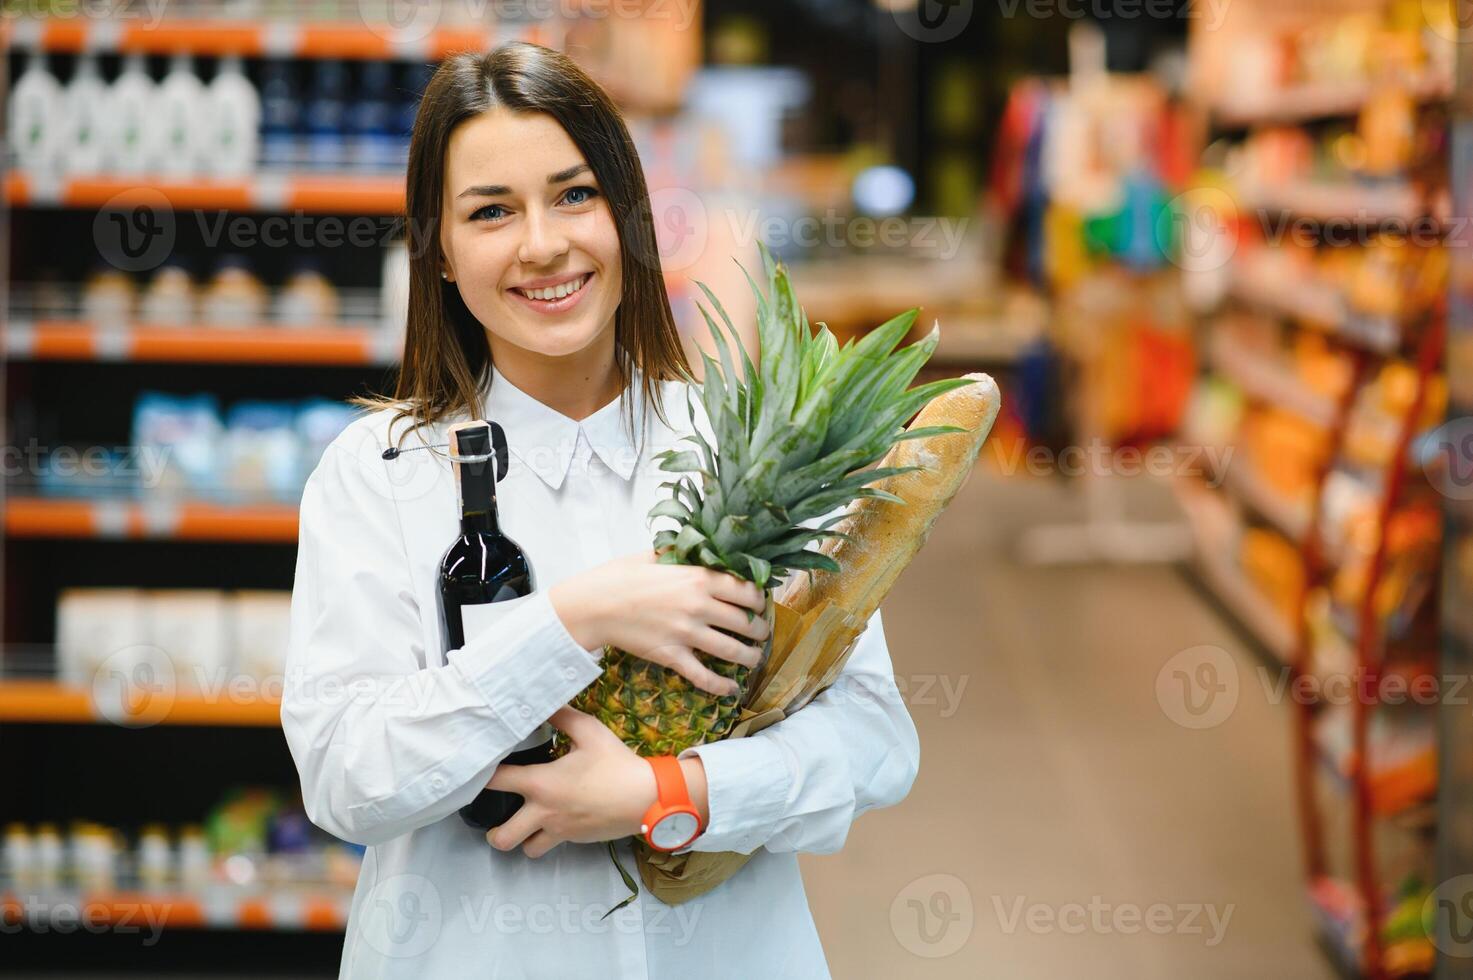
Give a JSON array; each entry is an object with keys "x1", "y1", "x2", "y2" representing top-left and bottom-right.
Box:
[{"x1": 519, "y1": 274, "x2": 588, "y2": 302}]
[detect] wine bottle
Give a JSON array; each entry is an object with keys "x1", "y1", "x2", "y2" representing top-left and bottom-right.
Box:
[{"x1": 438, "y1": 422, "x2": 547, "y2": 830}]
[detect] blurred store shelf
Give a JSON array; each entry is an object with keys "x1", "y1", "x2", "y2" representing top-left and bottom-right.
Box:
[
  {"x1": 1174, "y1": 475, "x2": 1296, "y2": 662},
  {"x1": 1210, "y1": 69, "x2": 1452, "y2": 128},
  {"x1": 0, "y1": 888, "x2": 347, "y2": 931},
  {"x1": 0, "y1": 16, "x2": 538, "y2": 61},
  {"x1": 1222, "y1": 462, "x2": 1313, "y2": 544},
  {"x1": 1242, "y1": 180, "x2": 1433, "y2": 226},
  {"x1": 5, "y1": 498, "x2": 299, "y2": 542},
  {"x1": 1208, "y1": 330, "x2": 1337, "y2": 428},
  {"x1": 4, "y1": 321, "x2": 400, "y2": 366},
  {"x1": 4, "y1": 172, "x2": 405, "y2": 214},
  {"x1": 0, "y1": 680, "x2": 281, "y2": 727}
]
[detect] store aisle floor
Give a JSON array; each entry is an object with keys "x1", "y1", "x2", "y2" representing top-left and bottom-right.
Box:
[{"x1": 800, "y1": 470, "x2": 1337, "y2": 980}]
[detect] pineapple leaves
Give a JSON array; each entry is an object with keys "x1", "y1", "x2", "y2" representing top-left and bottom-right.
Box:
[{"x1": 647, "y1": 239, "x2": 961, "y2": 584}]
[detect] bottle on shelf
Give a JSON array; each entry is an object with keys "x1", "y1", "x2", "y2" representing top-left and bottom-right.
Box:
[
  {"x1": 8, "y1": 50, "x2": 62, "y2": 178},
  {"x1": 436, "y1": 422, "x2": 547, "y2": 830},
  {"x1": 260, "y1": 59, "x2": 300, "y2": 171},
  {"x1": 61, "y1": 54, "x2": 107, "y2": 177},
  {"x1": 305, "y1": 60, "x2": 349, "y2": 172},
  {"x1": 349, "y1": 60, "x2": 396, "y2": 173},
  {"x1": 104, "y1": 53, "x2": 155, "y2": 176},
  {"x1": 206, "y1": 54, "x2": 262, "y2": 178},
  {"x1": 150, "y1": 53, "x2": 208, "y2": 178}
]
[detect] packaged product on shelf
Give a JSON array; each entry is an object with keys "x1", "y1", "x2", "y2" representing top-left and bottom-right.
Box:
[
  {"x1": 274, "y1": 259, "x2": 340, "y2": 326},
  {"x1": 205, "y1": 55, "x2": 262, "y2": 178},
  {"x1": 3, "y1": 823, "x2": 36, "y2": 889},
  {"x1": 149, "y1": 53, "x2": 209, "y2": 177},
  {"x1": 55, "y1": 588, "x2": 150, "y2": 688},
  {"x1": 295, "y1": 399, "x2": 357, "y2": 481},
  {"x1": 305, "y1": 61, "x2": 349, "y2": 171},
  {"x1": 200, "y1": 256, "x2": 268, "y2": 326},
  {"x1": 34, "y1": 824, "x2": 63, "y2": 889},
  {"x1": 140, "y1": 263, "x2": 198, "y2": 326},
  {"x1": 259, "y1": 59, "x2": 300, "y2": 170},
  {"x1": 229, "y1": 591, "x2": 292, "y2": 685},
  {"x1": 60, "y1": 54, "x2": 107, "y2": 177},
  {"x1": 136, "y1": 824, "x2": 174, "y2": 890},
  {"x1": 178, "y1": 825, "x2": 210, "y2": 889},
  {"x1": 81, "y1": 267, "x2": 137, "y2": 326},
  {"x1": 146, "y1": 590, "x2": 231, "y2": 695},
  {"x1": 349, "y1": 60, "x2": 397, "y2": 172},
  {"x1": 223, "y1": 401, "x2": 300, "y2": 500},
  {"x1": 381, "y1": 238, "x2": 410, "y2": 338},
  {"x1": 69, "y1": 823, "x2": 118, "y2": 891},
  {"x1": 8, "y1": 51, "x2": 61, "y2": 177},
  {"x1": 133, "y1": 391, "x2": 224, "y2": 493},
  {"x1": 103, "y1": 53, "x2": 154, "y2": 175}
]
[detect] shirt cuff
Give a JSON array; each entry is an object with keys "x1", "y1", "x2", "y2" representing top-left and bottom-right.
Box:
[
  {"x1": 676, "y1": 733, "x2": 792, "y2": 854},
  {"x1": 447, "y1": 590, "x2": 605, "y2": 743}
]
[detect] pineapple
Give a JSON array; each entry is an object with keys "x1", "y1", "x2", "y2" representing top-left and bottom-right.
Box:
[{"x1": 555, "y1": 243, "x2": 973, "y2": 758}]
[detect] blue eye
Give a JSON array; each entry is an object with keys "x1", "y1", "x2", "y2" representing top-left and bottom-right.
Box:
[
  {"x1": 563, "y1": 185, "x2": 599, "y2": 206},
  {"x1": 470, "y1": 203, "x2": 507, "y2": 222}
]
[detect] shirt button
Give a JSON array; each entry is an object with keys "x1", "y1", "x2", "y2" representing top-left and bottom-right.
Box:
[
  {"x1": 430, "y1": 774, "x2": 447, "y2": 790},
  {"x1": 519, "y1": 704, "x2": 532, "y2": 718},
  {"x1": 563, "y1": 666, "x2": 578, "y2": 680}
]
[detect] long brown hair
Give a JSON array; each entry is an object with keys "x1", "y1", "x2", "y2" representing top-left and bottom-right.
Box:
[{"x1": 355, "y1": 42, "x2": 690, "y2": 448}]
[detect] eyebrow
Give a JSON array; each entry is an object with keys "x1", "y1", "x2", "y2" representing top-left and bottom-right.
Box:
[{"x1": 456, "y1": 164, "x2": 592, "y2": 199}]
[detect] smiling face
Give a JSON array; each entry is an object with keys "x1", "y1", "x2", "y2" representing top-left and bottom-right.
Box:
[{"x1": 439, "y1": 107, "x2": 623, "y2": 363}]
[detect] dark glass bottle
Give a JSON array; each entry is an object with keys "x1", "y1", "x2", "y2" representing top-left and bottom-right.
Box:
[{"x1": 438, "y1": 423, "x2": 547, "y2": 830}]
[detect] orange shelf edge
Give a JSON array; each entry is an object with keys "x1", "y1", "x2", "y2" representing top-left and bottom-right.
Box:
[
  {"x1": 5, "y1": 499, "x2": 299, "y2": 543},
  {"x1": 0, "y1": 680, "x2": 282, "y2": 727}
]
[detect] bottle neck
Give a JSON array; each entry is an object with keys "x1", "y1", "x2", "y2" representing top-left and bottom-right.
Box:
[{"x1": 458, "y1": 459, "x2": 500, "y2": 535}]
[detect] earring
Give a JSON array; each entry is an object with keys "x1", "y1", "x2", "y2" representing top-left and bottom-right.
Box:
[{"x1": 441, "y1": 271, "x2": 449, "y2": 280}]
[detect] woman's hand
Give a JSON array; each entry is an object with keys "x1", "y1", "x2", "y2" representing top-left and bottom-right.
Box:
[
  {"x1": 484, "y1": 706, "x2": 709, "y2": 858},
  {"x1": 549, "y1": 550, "x2": 769, "y2": 697}
]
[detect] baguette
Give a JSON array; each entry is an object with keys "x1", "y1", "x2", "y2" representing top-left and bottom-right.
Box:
[{"x1": 779, "y1": 372, "x2": 1001, "y2": 620}]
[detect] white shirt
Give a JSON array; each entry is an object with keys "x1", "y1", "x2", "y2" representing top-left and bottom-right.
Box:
[{"x1": 282, "y1": 361, "x2": 920, "y2": 979}]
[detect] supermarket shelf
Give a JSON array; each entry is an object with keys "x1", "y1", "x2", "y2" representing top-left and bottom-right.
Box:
[
  {"x1": 5, "y1": 320, "x2": 400, "y2": 366},
  {"x1": 1211, "y1": 70, "x2": 1453, "y2": 128},
  {"x1": 1228, "y1": 259, "x2": 1403, "y2": 354},
  {"x1": 1, "y1": 887, "x2": 347, "y2": 931},
  {"x1": 4, "y1": 173, "x2": 405, "y2": 214},
  {"x1": 1223, "y1": 463, "x2": 1313, "y2": 543},
  {"x1": 1244, "y1": 181, "x2": 1431, "y2": 225},
  {"x1": 0, "y1": 680, "x2": 281, "y2": 726},
  {"x1": 1174, "y1": 475, "x2": 1296, "y2": 662},
  {"x1": 0, "y1": 17, "x2": 545, "y2": 61},
  {"x1": 1195, "y1": 546, "x2": 1296, "y2": 664},
  {"x1": 1208, "y1": 332, "x2": 1337, "y2": 427},
  {"x1": 5, "y1": 498, "x2": 299, "y2": 542}
]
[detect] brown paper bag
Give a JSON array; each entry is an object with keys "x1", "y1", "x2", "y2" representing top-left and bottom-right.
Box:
[{"x1": 632, "y1": 595, "x2": 868, "y2": 904}]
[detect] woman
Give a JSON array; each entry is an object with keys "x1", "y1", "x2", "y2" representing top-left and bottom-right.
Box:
[{"x1": 282, "y1": 42, "x2": 919, "y2": 978}]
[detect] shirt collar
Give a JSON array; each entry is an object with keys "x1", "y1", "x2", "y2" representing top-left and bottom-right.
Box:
[{"x1": 480, "y1": 362, "x2": 647, "y2": 490}]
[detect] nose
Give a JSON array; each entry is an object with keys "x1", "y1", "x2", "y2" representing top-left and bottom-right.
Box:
[{"x1": 517, "y1": 205, "x2": 570, "y2": 267}]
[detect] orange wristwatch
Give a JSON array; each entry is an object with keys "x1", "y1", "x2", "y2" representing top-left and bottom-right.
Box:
[{"x1": 640, "y1": 755, "x2": 703, "y2": 852}]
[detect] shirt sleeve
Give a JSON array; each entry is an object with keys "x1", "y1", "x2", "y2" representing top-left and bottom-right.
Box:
[
  {"x1": 675, "y1": 604, "x2": 920, "y2": 855},
  {"x1": 280, "y1": 431, "x2": 605, "y2": 847}
]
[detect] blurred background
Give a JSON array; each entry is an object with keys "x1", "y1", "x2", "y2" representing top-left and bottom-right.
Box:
[{"x1": 0, "y1": 0, "x2": 1470, "y2": 977}]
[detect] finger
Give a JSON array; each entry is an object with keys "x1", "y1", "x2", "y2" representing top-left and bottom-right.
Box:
[
  {"x1": 486, "y1": 802, "x2": 544, "y2": 852},
  {"x1": 521, "y1": 829, "x2": 563, "y2": 860},
  {"x1": 705, "y1": 598, "x2": 771, "y2": 643},
  {"x1": 668, "y1": 649, "x2": 740, "y2": 697},
  {"x1": 486, "y1": 763, "x2": 537, "y2": 796},
  {"x1": 544, "y1": 705, "x2": 607, "y2": 746},
  {"x1": 706, "y1": 570, "x2": 765, "y2": 614},
  {"x1": 696, "y1": 628, "x2": 763, "y2": 670}
]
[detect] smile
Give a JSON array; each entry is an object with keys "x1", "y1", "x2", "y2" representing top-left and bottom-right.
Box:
[{"x1": 508, "y1": 273, "x2": 593, "y2": 312}]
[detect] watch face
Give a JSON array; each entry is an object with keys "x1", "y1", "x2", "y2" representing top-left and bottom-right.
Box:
[{"x1": 650, "y1": 812, "x2": 699, "y2": 850}]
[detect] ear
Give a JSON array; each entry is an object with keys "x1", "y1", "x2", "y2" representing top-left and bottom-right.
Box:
[{"x1": 441, "y1": 255, "x2": 456, "y2": 283}]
